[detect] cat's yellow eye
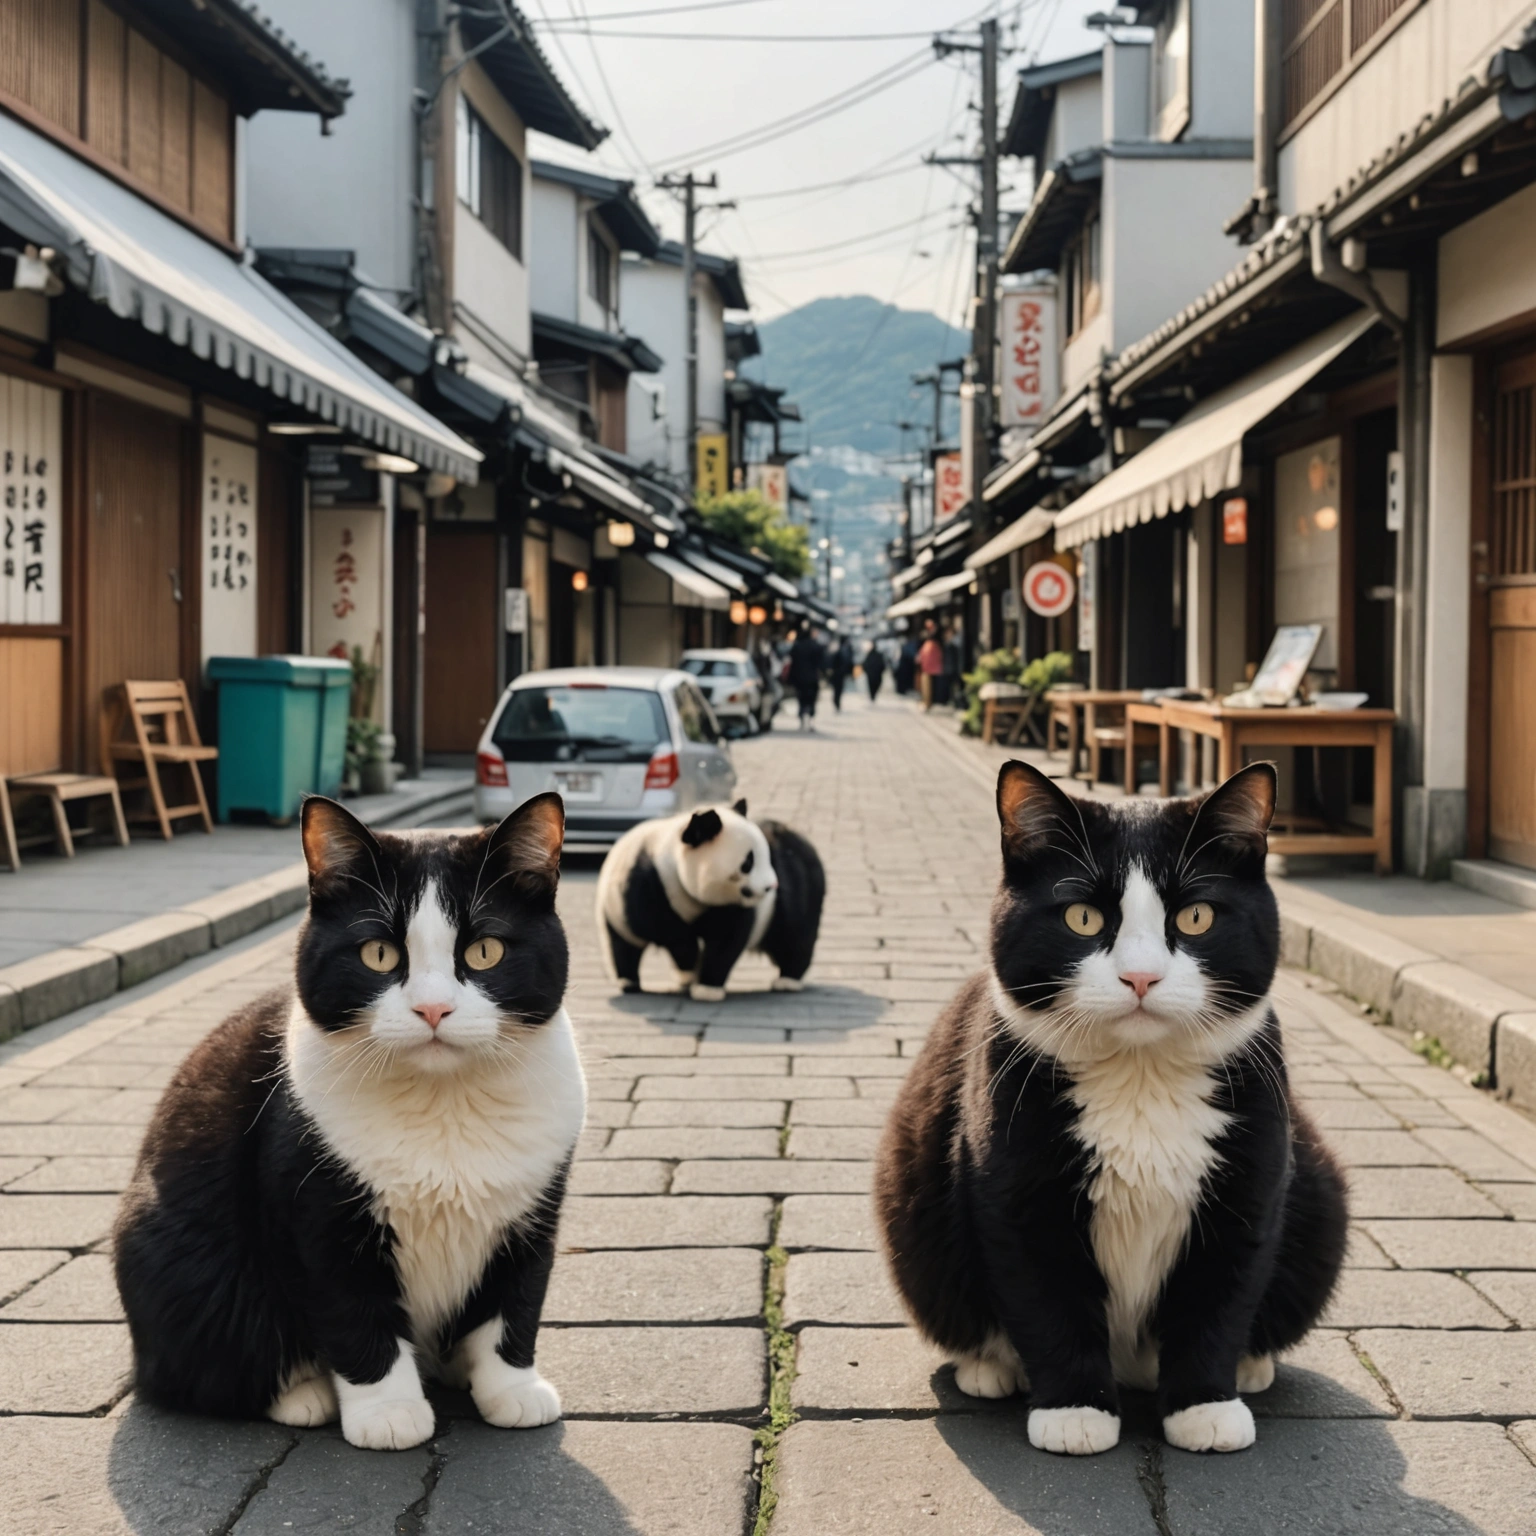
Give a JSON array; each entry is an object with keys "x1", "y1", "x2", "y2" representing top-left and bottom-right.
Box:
[
  {"x1": 464, "y1": 936, "x2": 506, "y2": 971},
  {"x1": 359, "y1": 940, "x2": 400, "y2": 973},
  {"x1": 1176, "y1": 903, "x2": 1215, "y2": 936},
  {"x1": 1063, "y1": 903, "x2": 1105, "y2": 937}
]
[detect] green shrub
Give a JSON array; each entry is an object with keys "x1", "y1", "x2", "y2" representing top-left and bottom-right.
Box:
[{"x1": 959, "y1": 649, "x2": 1075, "y2": 737}]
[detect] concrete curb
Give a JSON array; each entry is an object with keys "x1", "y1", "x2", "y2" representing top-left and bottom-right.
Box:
[
  {"x1": 1275, "y1": 891, "x2": 1536, "y2": 1102},
  {"x1": 0, "y1": 775, "x2": 471, "y2": 1042}
]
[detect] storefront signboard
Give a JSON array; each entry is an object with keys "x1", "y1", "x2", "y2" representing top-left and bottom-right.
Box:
[
  {"x1": 311, "y1": 506, "x2": 384, "y2": 670},
  {"x1": 696, "y1": 434, "x2": 728, "y2": 499},
  {"x1": 1022, "y1": 559, "x2": 1076, "y2": 618},
  {"x1": 1078, "y1": 543, "x2": 1095, "y2": 651},
  {"x1": 201, "y1": 433, "x2": 258, "y2": 665},
  {"x1": 0, "y1": 378, "x2": 62, "y2": 625},
  {"x1": 998, "y1": 288, "x2": 1057, "y2": 430},
  {"x1": 935, "y1": 452, "x2": 966, "y2": 522},
  {"x1": 749, "y1": 462, "x2": 787, "y2": 511}
]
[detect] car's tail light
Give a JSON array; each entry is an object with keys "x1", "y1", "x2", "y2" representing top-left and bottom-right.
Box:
[
  {"x1": 644, "y1": 750, "x2": 679, "y2": 790},
  {"x1": 476, "y1": 749, "x2": 509, "y2": 787}
]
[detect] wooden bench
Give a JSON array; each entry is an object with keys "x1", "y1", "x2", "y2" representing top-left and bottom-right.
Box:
[
  {"x1": 1, "y1": 772, "x2": 130, "y2": 871},
  {"x1": 100, "y1": 680, "x2": 218, "y2": 840}
]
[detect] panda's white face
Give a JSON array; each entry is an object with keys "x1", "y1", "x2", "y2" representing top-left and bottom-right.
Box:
[{"x1": 675, "y1": 808, "x2": 777, "y2": 908}]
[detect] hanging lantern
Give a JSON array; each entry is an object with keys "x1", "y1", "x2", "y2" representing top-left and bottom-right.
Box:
[
  {"x1": 571, "y1": 569, "x2": 589, "y2": 592},
  {"x1": 606, "y1": 519, "x2": 635, "y2": 548},
  {"x1": 729, "y1": 599, "x2": 749, "y2": 625},
  {"x1": 748, "y1": 604, "x2": 767, "y2": 626}
]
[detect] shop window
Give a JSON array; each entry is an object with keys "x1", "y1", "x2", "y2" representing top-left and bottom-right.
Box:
[
  {"x1": 457, "y1": 95, "x2": 523, "y2": 260},
  {"x1": 1063, "y1": 210, "x2": 1102, "y2": 340},
  {"x1": 1152, "y1": 0, "x2": 1191, "y2": 141},
  {"x1": 1273, "y1": 437, "x2": 1342, "y2": 675},
  {"x1": 1280, "y1": 0, "x2": 1421, "y2": 134}
]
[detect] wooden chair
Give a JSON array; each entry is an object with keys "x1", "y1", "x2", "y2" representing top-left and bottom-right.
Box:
[
  {"x1": 1, "y1": 772, "x2": 130, "y2": 870},
  {"x1": 1089, "y1": 718, "x2": 1162, "y2": 789},
  {"x1": 100, "y1": 680, "x2": 218, "y2": 840},
  {"x1": 1046, "y1": 693, "x2": 1081, "y2": 767}
]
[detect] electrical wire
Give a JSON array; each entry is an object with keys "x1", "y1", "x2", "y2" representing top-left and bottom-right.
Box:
[
  {"x1": 537, "y1": 0, "x2": 778, "y2": 18},
  {"x1": 747, "y1": 209, "x2": 960, "y2": 265},
  {"x1": 535, "y1": 27, "x2": 938, "y2": 41}
]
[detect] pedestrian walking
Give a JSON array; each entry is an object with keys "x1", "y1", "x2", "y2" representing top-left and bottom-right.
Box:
[
  {"x1": 829, "y1": 635, "x2": 853, "y2": 712},
  {"x1": 895, "y1": 636, "x2": 917, "y2": 695},
  {"x1": 787, "y1": 625, "x2": 826, "y2": 731},
  {"x1": 863, "y1": 641, "x2": 886, "y2": 703},
  {"x1": 917, "y1": 622, "x2": 944, "y2": 711}
]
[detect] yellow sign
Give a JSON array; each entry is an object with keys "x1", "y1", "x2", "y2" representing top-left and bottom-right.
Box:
[{"x1": 696, "y1": 433, "x2": 728, "y2": 499}]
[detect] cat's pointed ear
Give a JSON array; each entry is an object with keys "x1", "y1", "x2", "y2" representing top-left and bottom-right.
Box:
[
  {"x1": 997, "y1": 760, "x2": 1082, "y2": 861},
  {"x1": 487, "y1": 793, "x2": 565, "y2": 893},
  {"x1": 682, "y1": 808, "x2": 723, "y2": 847},
  {"x1": 1191, "y1": 762, "x2": 1276, "y2": 856},
  {"x1": 732, "y1": 798, "x2": 748, "y2": 817},
  {"x1": 301, "y1": 797, "x2": 381, "y2": 888}
]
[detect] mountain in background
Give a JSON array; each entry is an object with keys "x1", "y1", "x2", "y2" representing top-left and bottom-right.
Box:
[{"x1": 745, "y1": 296, "x2": 969, "y2": 459}]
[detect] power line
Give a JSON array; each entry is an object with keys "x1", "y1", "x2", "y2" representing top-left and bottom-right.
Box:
[
  {"x1": 748, "y1": 209, "x2": 959, "y2": 265},
  {"x1": 536, "y1": 27, "x2": 937, "y2": 41},
  {"x1": 566, "y1": 0, "x2": 661, "y2": 178},
  {"x1": 538, "y1": 0, "x2": 777, "y2": 18}
]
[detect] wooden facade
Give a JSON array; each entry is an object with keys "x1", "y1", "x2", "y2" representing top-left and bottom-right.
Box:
[{"x1": 0, "y1": 0, "x2": 234, "y2": 244}]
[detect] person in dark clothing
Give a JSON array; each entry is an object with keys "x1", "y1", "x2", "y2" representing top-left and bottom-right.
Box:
[
  {"x1": 895, "y1": 638, "x2": 917, "y2": 695},
  {"x1": 829, "y1": 637, "x2": 854, "y2": 712},
  {"x1": 862, "y1": 642, "x2": 886, "y2": 703},
  {"x1": 787, "y1": 627, "x2": 826, "y2": 731}
]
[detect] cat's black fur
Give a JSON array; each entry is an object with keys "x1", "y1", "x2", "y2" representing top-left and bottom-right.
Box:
[
  {"x1": 875, "y1": 761, "x2": 1347, "y2": 1448},
  {"x1": 113, "y1": 794, "x2": 573, "y2": 1424}
]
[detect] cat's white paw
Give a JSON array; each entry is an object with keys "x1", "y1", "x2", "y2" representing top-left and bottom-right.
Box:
[
  {"x1": 953, "y1": 1353, "x2": 1021, "y2": 1399},
  {"x1": 1163, "y1": 1398, "x2": 1256, "y2": 1453},
  {"x1": 267, "y1": 1371, "x2": 338, "y2": 1427},
  {"x1": 689, "y1": 982, "x2": 727, "y2": 1002},
  {"x1": 340, "y1": 1394, "x2": 436, "y2": 1451},
  {"x1": 1236, "y1": 1353, "x2": 1275, "y2": 1394},
  {"x1": 475, "y1": 1366, "x2": 562, "y2": 1429},
  {"x1": 771, "y1": 975, "x2": 804, "y2": 992},
  {"x1": 1028, "y1": 1406, "x2": 1121, "y2": 1456}
]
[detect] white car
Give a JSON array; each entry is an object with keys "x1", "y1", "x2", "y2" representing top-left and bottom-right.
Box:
[
  {"x1": 474, "y1": 667, "x2": 737, "y2": 849},
  {"x1": 680, "y1": 648, "x2": 765, "y2": 735}
]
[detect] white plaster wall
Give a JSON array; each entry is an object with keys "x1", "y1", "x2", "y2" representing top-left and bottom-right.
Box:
[
  {"x1": 1423, "y1": 354, "x2": 1474, "y2": 791},
  {"x1": 1189, "y1": 0, "x2": 1255, "y2": 141},
  {"x1": 1102, "y1": 154, "x2": 1253, "y2": 350},
  {"x1": 244, "y1": 0, "x2": 417, "y2": 292},
  {"x1": 1045, "y1": 72, "x2": 1104, "y2": 164},
  {"x1": 1278, "y1": 0, "x2": 1536, "y2": 217},
  {"x1": 530, "y1": 179, "x2": 579, "y2": 321},
  {"x1": 697, "y1": 284, "x2": 728, "y2": 435},
  {"x1": 1062, "y1": 309, "x2": 1111, "y2": 398},
  {"x1": 1104, "y1": 38, "x2": 1151, "y2": 142},
  {"x1": 621, "y1": 257, "x2": 686, "y2": 476},
  {"x1": 1439, "y1": 178, "x2": 1536, "y2": 346},
  {"x1": 578, "y1": 209, "x2": 620, "y2": 333}
]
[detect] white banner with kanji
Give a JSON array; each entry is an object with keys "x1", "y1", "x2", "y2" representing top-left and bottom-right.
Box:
[
  {"x1": 999, "y1": 288, "x2": 1058, "y2": 431},
  {"x1": 201, "y1": 433, "x2": 259, "y2": 665},
  {"x1": 0, "y1": 377, "x2": 62, "y2": 625}
]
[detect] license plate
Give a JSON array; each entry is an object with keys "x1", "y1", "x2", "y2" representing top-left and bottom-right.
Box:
[{"x1": 554, "y1": 771, "x2": 598, "y2": 796}]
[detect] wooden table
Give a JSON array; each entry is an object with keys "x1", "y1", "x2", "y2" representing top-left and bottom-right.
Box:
[
  {"x1": 1124, "y1": 699, "x2": 1397, "y2": 873},
  {"x1": 1045, "y1": 689, "x2": 1145, "y2": 779}
]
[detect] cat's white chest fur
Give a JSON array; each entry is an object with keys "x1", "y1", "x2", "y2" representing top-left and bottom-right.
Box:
[
  {"x1": 286, "y1": 1003, "x2": 586, "y2": 1349},
  {"x1": 1067, "y1": 1048, "x2": 1229, "y2": 1388}
]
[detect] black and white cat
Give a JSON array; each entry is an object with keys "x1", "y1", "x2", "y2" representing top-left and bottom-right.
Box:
[
  {"x1": 875, "y1": 760, "x2": 1347, "y2": 1457},
  {"x1": 595, "y1": 799, "x2": 825, "y2": 1000},
  {"x1": 113, "y1": 794, "x2": 583, "y2": 1452}
]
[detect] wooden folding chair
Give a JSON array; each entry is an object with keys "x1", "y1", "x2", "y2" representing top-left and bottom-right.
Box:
[
  {"x1": 100, "y1": 680, "x2": 218, "y2": 840},
  {"x1": 1, "y1": 772, "x2": 129, "y2": 869}
]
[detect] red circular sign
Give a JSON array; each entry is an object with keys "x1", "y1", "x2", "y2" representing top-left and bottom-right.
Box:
[{"x1": 1022, "y1": 561, "x2": 1076, "y2": 618}]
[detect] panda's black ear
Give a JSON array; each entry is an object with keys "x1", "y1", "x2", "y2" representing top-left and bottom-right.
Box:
[
  {"x1": 732, "y1": 798, "x2": 748, "y2": 817},
  {"x1": 682, "y1": 809, "x2": 723, "y2": 847}
]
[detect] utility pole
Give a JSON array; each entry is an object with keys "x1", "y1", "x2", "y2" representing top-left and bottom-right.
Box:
[{"x1": 657, "y1": 171, "x2": 720, "y2": 497}]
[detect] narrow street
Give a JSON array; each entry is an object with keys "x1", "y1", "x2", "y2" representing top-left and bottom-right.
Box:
[{"x1": 2, "y1": 699, "x2": 1535, "y2": 1533}]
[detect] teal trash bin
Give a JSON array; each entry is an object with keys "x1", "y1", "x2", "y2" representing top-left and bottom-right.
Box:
[{"x1": 206, "y1": 655, "x2": 353, "y2": 824}]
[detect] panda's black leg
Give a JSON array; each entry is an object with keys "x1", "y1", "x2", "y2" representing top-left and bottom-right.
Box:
[
  {"x1": 665, "y1": 935, "x2": 701, "y2": 990},
  {"x1": 692, "y1": 908, "x2": 756, "y2": 1001},
  {"x1": 608, "y1": 926, "x2": 645, "y2": 993}
]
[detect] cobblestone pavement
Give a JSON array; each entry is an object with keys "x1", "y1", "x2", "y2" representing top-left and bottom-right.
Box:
[{"x1": 3, "y1": 696, "x2": 1536, "y2": 1533}]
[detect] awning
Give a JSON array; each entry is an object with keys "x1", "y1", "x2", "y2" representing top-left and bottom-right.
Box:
[
  {"x1": 965, "y1": 507, "x2": 1055, "y2": 570},
  {"x1": 886, "y1": 568, "x2": 975, "y2": 620},
  {"x1": 765, "y1": 571, "x2": 800, "y2": 599},
  {"x1": 0, "y1": 112, "x2": 481, "y2": 482},
  {"x1": 679, "y1": 546, "x2": 748, "y2": 594},
  {"x1": 1053, "y1": 311, "x2": 1376, "y2": 550},
  {"x1": 647, "y1": 550, "x2": 730, "y2": 609}
]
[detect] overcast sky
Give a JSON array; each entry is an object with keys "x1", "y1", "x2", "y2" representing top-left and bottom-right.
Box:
[{"x1": 526, "y1": 1, "x2": 1108, "y2": 324}]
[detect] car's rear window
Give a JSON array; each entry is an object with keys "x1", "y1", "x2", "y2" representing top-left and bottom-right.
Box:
[
  {"x1": 681, "y1": 657, "x2": 743, "y2": 677},
  {"x1": 493, "y1": 687, "x2": 669, "y2": 763}
]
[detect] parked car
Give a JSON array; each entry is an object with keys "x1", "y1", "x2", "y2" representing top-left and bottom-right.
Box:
[
  {"x1": 680, "y1": 648, "x2": 766, "y2": 735},
  {"x1": 474, "y1": 667, "x2": 737, "y2": 848}
]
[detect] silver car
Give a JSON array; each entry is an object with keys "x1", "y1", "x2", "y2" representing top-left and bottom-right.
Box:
[
  {"x1": 474, "y1": 667, "x2": 737, "y2": 849},
  {"x1": 679, "y1": 648, "x2": 766, "y2": 735}
]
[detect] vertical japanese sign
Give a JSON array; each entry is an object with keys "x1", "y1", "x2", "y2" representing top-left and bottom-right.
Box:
[
  {"x1": 934, "y1": 452, "x2": 966, "y2": 523},
  {"x1": 748, "y1": 462, "x2": 787, "y2": 511},
  {"x1": 1077, "y1": 542, "x2": 1095, "y2": 652},
  {"x1": 310, "y1": 507, "x2": 384, "y2": 671},
  {"x1": 696, "y1": 433, "x2": 728, "y2": 500},
  {"x1": 998, "y1": 288, "x2": 1057, "y2": 431},
  {"x1": 0, "y1": 378, "x2": 63, "y2": 625},
  {"x1": 200, "y1": 434, "x2": 259, "y2": 665}
]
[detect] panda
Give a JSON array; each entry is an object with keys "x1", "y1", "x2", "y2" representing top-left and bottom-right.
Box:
[{"x1": 595, "y1": 799, "x2": 825, "y2": 1001}]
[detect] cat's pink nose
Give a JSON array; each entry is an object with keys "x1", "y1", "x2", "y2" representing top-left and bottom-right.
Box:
[
  {"x1": 414, "y1": 1002, "x2": 454, "y2": 1030},
  {"x1": 1120, "y1": 972, "x2": 1160, "y2": 999}
]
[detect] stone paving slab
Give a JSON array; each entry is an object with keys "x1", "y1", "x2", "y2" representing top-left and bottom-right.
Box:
[
  {"x1": 0, "y1": 1192, "x2": 119, "y2": 1248},
  {"x1": 567, "y1": 1159, "x2": 671, "y2": 1195},
  {"x1": 0, "y1": 1246, "x2": 65, "y2": 1304},
  {"x1": 773, "y1": 1417, "x2": 1160, "y2": 1535},
  {"x1": 779, "y1": 1194, "x2": 879, "y2": 1251},
  {"x1": 1362, "y1": 1219, "x2": 1536, "y2": 1269},
  {"x1": 537, "y1": 1326, "x2": 765, "y2": 1416},
  {"x1": 783, "y1": 1251, "x2": 905, "y2": 1327},
  {"x1": 671, "y1": 1158, "x2": 873, "y2": 1195},
  {"x1": 0, "y1": 1253, "x2": 122, "y2": 1320},
  {"x1": 423, "y1": 1421, "x2": 755, "y2": 1536},
  {"x1": 558, "y1": 1194, "x2": 772, "y2": 1249},
  {"x1": 231, "y1": 1427, "x2": 429, "y2": 1535},
  {"x1": 1322, "y1": 1268, "x2": 1513, "y2": 1329},
  {"x1": 1344, "y1": 1165, "x2": 1507, "y2": 1218},
  {"x1": 545, "y1": 1249, "x2": 763, "y2": 1323},
  {"x1": 0, "y1": 1322, "x2": 129, "y2": 1411},
  {"x1": 1472, "y1": 1272, "x2": 1536, "y2": 1326},
  {"x1": 1160, "y1": 1419, "x2": 1536, "y2": 1536},
  {"x1": 1355, "y1": 1328, "x2": 1536, "y2": 1417}
]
